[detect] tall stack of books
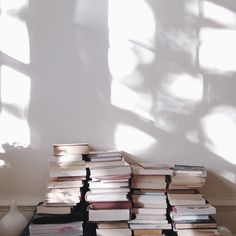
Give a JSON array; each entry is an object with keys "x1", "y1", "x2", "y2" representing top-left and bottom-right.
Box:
[
  {"x1": 29, "y1": 143, "x2": 90, "y2": 236},
  {"x1": 129, "y1": 163, "x2": 173, "y2": 236},
  {"x1": 85, "y1": 150, "x2": 132, "y2": 236},
  {"x1": 168, "y1": 165, "x2": 219, "y2": 236}
]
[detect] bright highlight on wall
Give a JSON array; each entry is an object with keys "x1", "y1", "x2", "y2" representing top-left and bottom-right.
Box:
[
  {"x1": 0, "y1": 0, "x2": 29, "y2": 64},
  {"x1": 0, "y1": 66, "x2": 31, "y2": 153},
  {"x1": 0, "y1": 159, "x2": 6, "y2": 167},
  {"x1": 201, "y1": 106, "x2": 236, "y2": 165},
  {"x1": 114, "y1": 123, "x2": 157, "y2": 155},
  {"x1": 0, "y1": 0, "x2": 28, "y2": 12},
  {"x1": 108, "y1": 0, "x2": 156, "y2": 123},
  {"x1": 203, "y1": 1, "x2": 236, "y2": 27},
  {"x1": 163, "y1": 73, "x2": 203, "y2": 102},
  {"x1": 111, "y1": 79, "x2": 154, "y2": 121},
  {"x1": 199, "y1": 28, "x2": 236, "y2": 74}
]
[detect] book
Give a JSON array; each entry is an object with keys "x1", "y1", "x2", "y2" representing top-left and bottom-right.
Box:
[
  {"x1": 173, "y1": 217, "x2": 218, "y2": 230},
  {"x1": 49, "y1": 166, "x2": 86, "y2": 178},
  {"x1": 47, "y1": 180, "x2": 84, "y2": 189},
  {"x1": 96, "y1": 228, "x2": 132, "y2": 236},
  {"x1": 36, "y1": 202, "x2": 71, "y2": 215},
  {"x1": 29, "y1": 221, "x2": 83, "y2": 235},
  {"x1": 133, "y1": 229, "x2": 163, "y2": 235},
  {"x1": 131, "y1": 164, "x2": 173, "y2": 176},
  {"x1": 88, "y1": 150, "x2": 122, "y2": 158},
  {"x1": 53, "y1": 143, "x2": 89, "y2": 155},
  {"x1": 89, "y1": 201, "x2": 132, "y2": 209},
  {"x1": 129, "y1": 223, "x2": 171, "y2": 230},
  {"x1": 88, "y1": 209, "x2": 130, "y2": 221},
  {"x1": 85, "y1": 192, "x2": 128, "y2": 202},
  {"x1": 132, "y1": 208, "x2": 166, "y2": 215},
  {"x1": 90, "y1": 166, "x2": 131, "y2": 177},
  {"x1": 97, "y1": 222, "x2": 129, "y2": 229},
  {"x1": 170, "y1": 204, "x2": 216, "y2": 215}
]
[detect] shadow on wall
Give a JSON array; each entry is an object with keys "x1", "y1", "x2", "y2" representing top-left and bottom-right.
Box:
[{"x1": 0, "y1": 0, "x2": 236, "y2": 200}]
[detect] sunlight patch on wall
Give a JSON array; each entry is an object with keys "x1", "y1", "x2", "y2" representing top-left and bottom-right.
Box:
[
  {"x1": 1, "y1": 66, "x2": 31, "y2": 108},
  {"x1": 108, "y1": 0, "x2": 155, "y2": 46},
  {"x1": 201, "y1": 106, "x2": 236, "y2": 165},
  {"x1": 199, "y1": 28, "x2": 236, "y2": 74},
  {"x1": 0, "y1": 159, "x2": 6, "y2": 167},
  {"x1": 114, "y1": 123, "x2": 157, "y2": 154},
  {"x1": 203, "y1": 1, "x2": 236, "y2": 27},
  {"x1": 0, "y1": 0, "x2": 28, "y2": 13},
  {"x1": 163, "y1": 73, "x2": 203, "y2": 102},
  {"x1": 108, "y1": 0, "x2": 156, "y2": 121},
  {"x1": 0, "y1": 14, "x2": 30, "y2": 64},
  {"x1": 0, "y1": 66, "x2": 31, "y2": 153},
  {"x1": 111, "y1": 79, "x2": 154, "y2": 121}
]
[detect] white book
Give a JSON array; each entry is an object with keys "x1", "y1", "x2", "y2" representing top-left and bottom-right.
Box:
[
  {"x1": 129, "y1": 219, "x2": 168, "y2": 224},
  {"x1": 89, "y1": 209, "x2": 130, "y2": 221},
  {"x1": 86, "y1": 191, "x2": 128, "y2": 202},
  {"x1": 96, "y1": 228, "x2": 132, "y2": 236},
  {"x1": 49, "y1": 167, "x2": 86, "y2": 177},
  {"x1": 171, "y1": 204, "x2": 216, "y2": 215},
  {"x1": 88, "y1": 181, "x2": 129, "y2": 189},
  {"x1": 90, "y1": 188, "x2": 130, "y2": 194},
  {"x1": 132, "y1": 208, "x2": 166, "y2": 215},
  {"x1": 90, "y1": 166, "x2": 131, "y2": 177},
  {"x1": 129, "y1": 223, "x2": 171, "y2": 230}
]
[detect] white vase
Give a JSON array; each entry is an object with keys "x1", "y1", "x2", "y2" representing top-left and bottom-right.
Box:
[{"x1": 0, "y1": 200, "x2": 28, "y2": 236}]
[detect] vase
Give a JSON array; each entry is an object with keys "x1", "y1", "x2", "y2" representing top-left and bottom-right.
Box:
[{"x1": 0, "y1": 200, "x2": 28, "y2": 236}]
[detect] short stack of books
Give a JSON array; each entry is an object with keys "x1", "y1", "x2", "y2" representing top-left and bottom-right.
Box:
[
  {"x1": 168, "y1": 165, "x2": 219, "y2": 236},
  {"x1": 29, "y1": 143, "x2": 90, "y2": 236},
  {"x1": 129, "y1": 163, "x2": 173, "y2": 236},
  {"x1": 85, "y1": 150, "x2": 132, "y2": 236}
]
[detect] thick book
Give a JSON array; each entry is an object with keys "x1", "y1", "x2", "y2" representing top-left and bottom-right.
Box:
[
  {"x1": 36, "y1": 202, "x2": 71, "y2": 215},
  {"x1": 96, "y1": 228, "x2": 132, "y2": 236},
  {"x1": 29, "y1": 221, "x2": 83, "y2": 234},
  {"x1": 89, "y1": 201, "x2": 132, "y2": 209},
  {"x1": 131, "y1": 164, "x2": 173, "y2": 176},
  {"x1": 173, "y1": 217, "x2": 218, "y2": 230},
  {"x1": 49, "y1": 166, "x2": 86, "y2": 178},
  {"x1": 133, "y1": 229, "x2": 163, "y2": 235},
  {"x1": 53, "y1": 143, "x2": 89, "y2": 155},
  {"x1": 89, "y1": 166, "x2": 131, "y2": 177},
  {"x1": 88, "y1": 208, "x2": 130, "y2": 221},
  {"x1": 132, "y1": 208, "x2": 166, "y2": 215},
  {"x1": 88, "y1": 150, "x2": 122, "y2": 158},
  {"x1": 170, "y1": 204, "x2": 216, "y2": 216},
  {"x1": 97, "y1": 222, "x2": 129, "y2": 229},
  {"x1": 85, "y1": 192, "x2": 128, "y2": 202},
  {"x1": 32, "y1": 202, "x2": 87, "y2": 224}
]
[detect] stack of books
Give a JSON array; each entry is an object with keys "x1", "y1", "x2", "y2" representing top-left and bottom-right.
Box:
[
  {"x1": 29, "y1": 143, "x2": 90, "y2": 236},
  {"x1": 129, "y1": 163, "x2": 173, "y2": 235},
  {"x1": 85, "y1": 150, "x2": 132, "y2": 236},
  {"x1": 168, "y1": 165, "x2": 219, "y2": 236}
]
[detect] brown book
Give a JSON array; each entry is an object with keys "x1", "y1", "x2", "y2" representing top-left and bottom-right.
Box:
[
  {"x1": 89, "y1": 201, "x2": 132, "y2": 209},
  {"x1": 133, "y1": 229, "x2": 163, "y2": 235}
]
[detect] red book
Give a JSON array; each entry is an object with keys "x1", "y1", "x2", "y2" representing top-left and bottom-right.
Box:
[{"x1": 89, "y1": 201, "x2": 132, "y2": 209}]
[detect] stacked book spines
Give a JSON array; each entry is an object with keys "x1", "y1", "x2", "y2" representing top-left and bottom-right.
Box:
[
  {"x1": 86, "y1": 150, "x2": 132, "y2": 235},
  {"x1": 129, "y1": 163, "x2": 172, "y2": 235},
  {"x1": 29, "y1": 143, "x2": 90, "y2": 236},
  {"x1": 168, "y1": 165, "x2": 219, "y2": 236}
]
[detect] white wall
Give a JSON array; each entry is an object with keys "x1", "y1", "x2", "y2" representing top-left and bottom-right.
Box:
[{"x1": 0, "y1": 0, "x2": 236, "y2": 219}]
